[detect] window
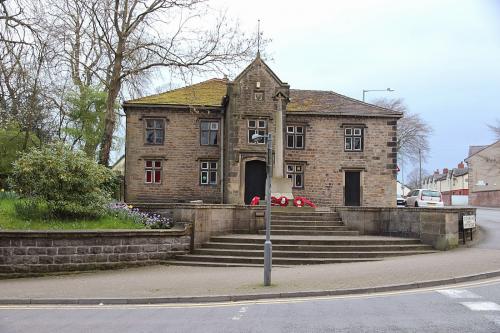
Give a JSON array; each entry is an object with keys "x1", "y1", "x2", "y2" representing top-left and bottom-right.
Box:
[
  {"x1": 286, "y1": 125, "x2": 305, "y2": 149},
  {"x1": 344, "y1": 127, "x2": 363, "y2": 151},
  {"x1": 200, "y1": 161, "x2": 218, "y2": 185},
  {"x1": 200, "y1": 120, "x2": 219, "y2": 145},
  {"x1": 248, "y1": 119, "x2": 267, "y2": 144},
  {"x1": 286, "y1": 164, "x2": 304, "y2": 189},
  {"x1": 145, "y1": 160, "x2": 162, "y2": 184},
  {"x1": 145, "y1": 119, "x2": 164, "y2": 145}
]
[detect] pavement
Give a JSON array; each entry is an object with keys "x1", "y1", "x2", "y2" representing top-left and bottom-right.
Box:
[{"x1": 0, "y1": 208, "x2": 499, "y2": 304}]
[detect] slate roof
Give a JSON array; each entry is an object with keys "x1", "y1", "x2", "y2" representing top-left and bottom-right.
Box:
[
  {"x1": 125, "y1": 78, "x2": 228, "y2": 107},
  {"x1": 124, "y1": 79, "x2": 402, "y2": 118},
  {"x1": 452, "y1": 167, "x2": 468, "y2": 177},
  {"x1": 287, "y1": 89, "x2": 401, "y2": 117}
]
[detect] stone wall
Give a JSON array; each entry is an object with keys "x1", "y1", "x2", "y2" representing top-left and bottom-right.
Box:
[
  {"x1": 337, "y1": 207, "x2": 476, "y2": 250},
  {"x1": 136, "y1": 203, "x2": 264, "y2": 248},
  {"x1": 285, "y1": 115, "x2": 398, "y2": 207},
  {"x1": 469, "y1": 191, "x2": 500, "y2": 207},
  {"x1": 0, "y1": 228, "x2": 190, "y2": 277},
  {"x1": 125, "y1": 107, "x2": 223, "y2": 203}
]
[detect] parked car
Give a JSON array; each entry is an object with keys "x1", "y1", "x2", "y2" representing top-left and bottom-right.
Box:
[
  {"x1": 397, "y1": 194, "x2": 407, "y2": 207},
  {"x1": 405, "y1": 189, "x2": 444, "y2": 207}
]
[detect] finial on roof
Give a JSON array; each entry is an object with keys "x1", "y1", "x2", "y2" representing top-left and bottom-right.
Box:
[{"x1": 257, "y1": 19, "x2": 261, "y2": 56}]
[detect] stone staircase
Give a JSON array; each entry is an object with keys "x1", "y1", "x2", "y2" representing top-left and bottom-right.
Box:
[{"x1": 170, "y1": 209, "x2": 436, "y2": 267}]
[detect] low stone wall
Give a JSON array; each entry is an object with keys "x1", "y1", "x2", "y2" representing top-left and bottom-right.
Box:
[
  {"x1": 134, "y1": 203, "x2": 264, "y2": 248},
  {"x1": 0, "y1": 228, "x2": 190, "y2": 277},
  {"x1": 337, "y1": 207, "x2": 476, "y2": 250},
  {"x1": 469, "y1": 191, "x2": 500, "y2": 207}
]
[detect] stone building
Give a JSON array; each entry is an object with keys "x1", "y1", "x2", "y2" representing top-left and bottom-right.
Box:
[
  {"x1": 123, "y1": 55, "x2": 402, "y2": 206},
  {"x1": 465, "y1": 140, "x2": 500, "y2": 207}
]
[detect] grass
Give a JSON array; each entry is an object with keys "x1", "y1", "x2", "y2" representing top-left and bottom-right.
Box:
[{"x1": 0, "y1": 198, "x2": 146, "y2": 230}]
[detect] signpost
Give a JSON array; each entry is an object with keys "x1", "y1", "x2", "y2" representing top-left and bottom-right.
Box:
[{"x1": 461, "y1": 215, "x2": 476, "y2": 244}]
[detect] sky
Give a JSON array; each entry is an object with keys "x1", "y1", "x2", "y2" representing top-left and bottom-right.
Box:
[{"x1": 204, "y1": 0, "x2": 500, "y2": 177}]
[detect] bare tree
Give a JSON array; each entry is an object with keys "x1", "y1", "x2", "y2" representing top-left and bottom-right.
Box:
[
  {"x1": 488, "y1": 119, "x2": 500, "y2": 141},
  {"x1": 82, "y1": 0, "x2": 259, "y2": 166},
  {"x1": 372, "y1": 98, "x2": 433, "y2": 164}
]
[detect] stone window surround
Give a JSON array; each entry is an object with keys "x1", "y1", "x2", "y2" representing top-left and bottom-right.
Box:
[
  {"x1": 200, "y1": 160, "x2": 218, "y2": 186},
  {"x1": 286, "y1": 124, "x2": 305, "y2": 150},
  {"x1": 286, "y1": 162, "x2": 305, "y2": 189},
  {"x1": 247, "y1": 118, "x2": 268, "y2": 144},
  {"x1": 145, "y1": 159, "x2": 163, "y2": 184},
  {"x1": 199, "y1": 119, "x2": 220, "y2": 146},
  {"x1": 143, "y1": 117, "x2": 167, "y2": 146},
  {"x1": 342, "y1": 124, "x2": 366, "y2": 152}
]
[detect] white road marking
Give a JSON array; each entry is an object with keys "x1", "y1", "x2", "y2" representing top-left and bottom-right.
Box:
[
  {"x1": 437, "y1": 289, "x2": 482, "y2": 299},
  {"x1": 461, "y1": 302, "x2": 500, "y2": 311},
  {"x1": 232, "y1": 306, "x2": 248, "y2": 320}
]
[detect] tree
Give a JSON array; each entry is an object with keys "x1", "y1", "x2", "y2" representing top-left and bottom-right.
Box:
[
  {"x1": 406, "y1": 167, "x2": 429, "y2": 190},
  {"x1": 10, "y1": 143, "x2": 119, "y2": 218},
  {"x1": 488, "y1": 119, "x2": 500, "y2": 140},
  {"x1": 372, "y1": 98, "x2": 433, "y2": 164}
]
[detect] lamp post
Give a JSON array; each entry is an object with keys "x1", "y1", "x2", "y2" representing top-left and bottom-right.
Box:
[
  {"x1": 252, "y1": 133, "x2": 273, "y2": 286},
  {"x1": 362, "y1": 88, "x2": 394, "y2": 102}
]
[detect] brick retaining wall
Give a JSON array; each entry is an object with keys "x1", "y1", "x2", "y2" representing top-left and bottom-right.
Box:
[{"x1": 0, "y1": 228, "x2": 190, "y2": 277}]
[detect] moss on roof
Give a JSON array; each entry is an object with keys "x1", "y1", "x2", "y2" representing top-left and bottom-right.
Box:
[{"x1": 126, "y1": 78, "x2": 228, "y2": 106}]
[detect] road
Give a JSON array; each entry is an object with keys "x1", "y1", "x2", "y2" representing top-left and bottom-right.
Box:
[
  {"x1": 475, "y1": 208, "x2": 500, "y2": 250},
  {"x1": 2, "y1": 278, "x2": 500, "y2": 333},
  {"x1": 1, "y1": 208, "x2": 499, "y2": 333}
]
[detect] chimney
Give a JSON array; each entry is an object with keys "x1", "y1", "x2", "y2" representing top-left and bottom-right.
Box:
[
  {"x1": 434, "y1": 169, "x2": 440, "y2": 175},
  {"x1": 443, "y1": 168, "x2": 449, "y2": 174},
  {"x1": 458, "y1": 162, "x2": 464, "y2": 169}
]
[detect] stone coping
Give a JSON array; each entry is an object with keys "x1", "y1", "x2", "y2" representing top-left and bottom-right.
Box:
[
  {"x1": 336, "y1": 206, "x2": 476, "y2": 213},
  {"x1": 0, "y1": 227, "x2": 189, "y2": 238},
  {"x1": 131, "y1": 202, "x2": 265, "y2": 210}
]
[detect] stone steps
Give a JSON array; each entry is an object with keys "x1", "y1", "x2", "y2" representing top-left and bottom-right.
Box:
[
  {"x1": 201, "y1": 242, "x2": 433, "y2": 252},
  {"x1": 192, "y1": 248, "x2": 436, "y2": 258},
  {"x1": 271, "y1": 225, "x2": 350, "y2": 231},
  {"x1": 173, "y1": 254, "x2": 382, "y2": 265},
  {"x1": 171, "y1": 209, "x2": 435, "y2": 267},
  {"x1": 258, "y1": 230, "x2": 359, "y2": 236},
  {"x1": 210, "y1": 236, "x2": 423, "y2": 246}
]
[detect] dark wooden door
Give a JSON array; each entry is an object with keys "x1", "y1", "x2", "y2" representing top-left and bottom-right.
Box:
[
  {"x1": 345, "y1": 171, "x2": 361, "y2": 206},
  {"x1": 244, "y1": 160, "x2": 266, "y2": 204}
]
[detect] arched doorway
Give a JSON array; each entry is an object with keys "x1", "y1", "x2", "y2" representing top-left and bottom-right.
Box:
[{"x1": 244, "y1": 160, "x2": 266, "y2": 204}]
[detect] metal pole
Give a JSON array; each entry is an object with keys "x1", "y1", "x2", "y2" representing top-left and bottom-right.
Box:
[
  {"x1": 419, "y1": 149, "x2": 422, "y2": 188},
  {"x1": 362, "y1": 90, "x2": 366, "y2": 102},
  {"x1": 264, "y1": 133, "x2": 273, "y2": 286}
]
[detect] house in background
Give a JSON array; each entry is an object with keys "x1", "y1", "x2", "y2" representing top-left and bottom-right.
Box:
[
  {"x1": 422, "y1": 162, "x2": 469, "y2": 206},
  {"x1": 396, "y1": 180, "x2": 410, "y2": 196},
  {"x1": 122, "y1": 54, "x2": 402, "y2": 207},
  {"x1": 465, "y1": 140, "x2": 500, "y2": 207}
]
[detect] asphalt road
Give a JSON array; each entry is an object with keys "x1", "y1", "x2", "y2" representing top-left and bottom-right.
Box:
[
  {"x1": 2, "y1": 278, "x2": 500, "y2": 333},
  {"x1": 475, "y1": 208, "x2": 500, "y2": 250}
]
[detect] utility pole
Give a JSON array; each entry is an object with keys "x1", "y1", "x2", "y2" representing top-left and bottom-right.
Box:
[{"x1": 419, "y1": 149, "x2": 422, "y2": 188}]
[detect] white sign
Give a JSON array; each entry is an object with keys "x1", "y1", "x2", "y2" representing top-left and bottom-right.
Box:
[{"x1": 463, "y1": 215, "x2": 476, "y2": 229}]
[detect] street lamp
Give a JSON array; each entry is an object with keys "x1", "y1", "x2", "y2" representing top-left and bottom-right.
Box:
[
  {"x1": 362, "y1": 88, "x2": 394, "y2": 102},
  {"x1": 251, "y1": 132, "x2": 273, "y2": 286}
]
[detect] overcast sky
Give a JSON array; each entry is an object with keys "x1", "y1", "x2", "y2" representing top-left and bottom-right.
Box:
[{"x1": 208, "y1": 0, "x2": 500, "y2": 177}]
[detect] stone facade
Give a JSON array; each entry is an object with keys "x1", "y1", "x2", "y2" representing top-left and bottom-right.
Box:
[
  {"x1": 466, "y1": 140, "x2": 500, "y2": 207},
  {"x1": 124, "y1": 55, "x2": 402, "y2": 207},
  {"x1": 0, "y1": 229, "x2": 190, "y2": 277}
]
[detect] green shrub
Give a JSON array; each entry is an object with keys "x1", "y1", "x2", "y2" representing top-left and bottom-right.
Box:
[
  {"x1": 0, "y1": 190, "x2": 18, "y2": 200},
  {"x1": 14, "y1": 198, "x2": 49, "y2": 220},
  {"x1": 9, "y1": 143, "x2": 119, "y2": 219}
]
